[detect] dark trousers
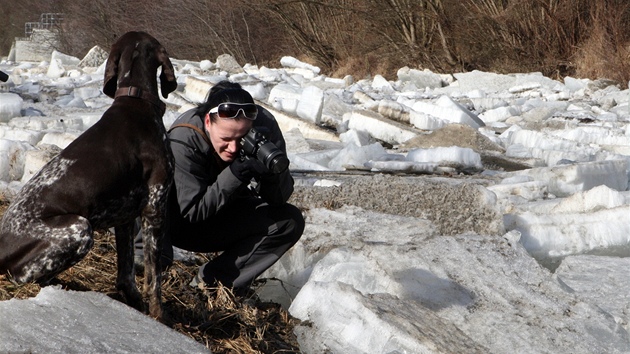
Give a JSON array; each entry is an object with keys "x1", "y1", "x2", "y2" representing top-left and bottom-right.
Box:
[{"x1": 171, "y1": 198, "x2": 305, "y2": 290}]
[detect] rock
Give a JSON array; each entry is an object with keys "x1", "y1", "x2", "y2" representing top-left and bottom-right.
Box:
[{"x1": 79, "y1": 46, "x2": 109, "y2": 68}]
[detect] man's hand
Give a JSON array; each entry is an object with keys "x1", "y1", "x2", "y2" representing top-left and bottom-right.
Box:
[{"x1": 229, "y1": 157, "x2": 270, "y2": 183}]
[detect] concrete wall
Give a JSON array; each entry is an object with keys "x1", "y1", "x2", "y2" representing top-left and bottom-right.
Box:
[{"x1": 14, "y1": 29, "x2": 60, "y2": 62}]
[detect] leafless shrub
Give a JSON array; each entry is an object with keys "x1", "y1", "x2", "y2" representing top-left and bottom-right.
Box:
[
  {"x1": 454, "y1": 0, "x2": 589, "y2": 76},
  {"x1": 573, "y1": 1, "x2": 630, "y2": 85}
]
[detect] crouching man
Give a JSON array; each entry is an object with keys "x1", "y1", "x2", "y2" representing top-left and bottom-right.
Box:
[{"x1": 164, "y1": 81, "x2": 304, "y2": 295}]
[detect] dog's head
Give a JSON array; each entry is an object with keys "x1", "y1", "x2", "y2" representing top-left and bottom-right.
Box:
[{"x1": 103, "y1": 31, "x2": 178, "y2": 99}]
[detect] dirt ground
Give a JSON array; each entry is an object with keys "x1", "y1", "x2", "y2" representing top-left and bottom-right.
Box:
[{"x1": 289, "y1": 172, "x2": 504, "y2": 236}]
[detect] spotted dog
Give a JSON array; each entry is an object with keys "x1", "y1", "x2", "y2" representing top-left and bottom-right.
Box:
[{"x1": 0, "y1": 31, "x2": 177, "y2": 320}]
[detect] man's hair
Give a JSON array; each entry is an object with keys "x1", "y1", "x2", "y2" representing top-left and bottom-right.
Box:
[
  {"x1": 207, "y1": 80, "x2": 242, "y2": 99},
  {"x1": 196, "y1": 80, "x2": 253, "y2": 120}
]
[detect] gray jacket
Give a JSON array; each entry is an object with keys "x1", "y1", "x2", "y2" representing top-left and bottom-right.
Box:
[{"x1": 167, "y1": 106, "x2": 294, "y2": 226}]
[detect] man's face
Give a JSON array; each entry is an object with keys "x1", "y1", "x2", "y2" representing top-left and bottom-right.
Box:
[{"x1": 205, "y1": 113, "x2": 253, "y2": 162}]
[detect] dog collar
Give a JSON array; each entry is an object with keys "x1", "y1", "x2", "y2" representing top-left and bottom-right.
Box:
[{"x1": 114, "y1": 86, "x2": 166, "y2": 114}]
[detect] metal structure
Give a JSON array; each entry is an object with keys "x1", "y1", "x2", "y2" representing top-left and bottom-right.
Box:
[{"x1": 24, "y1": 13, "x2": 64, "y2": 38}]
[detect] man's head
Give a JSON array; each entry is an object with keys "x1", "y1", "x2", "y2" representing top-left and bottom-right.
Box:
[{"x1": 203, "y1": 87, "x2": 257, "y2": 162}]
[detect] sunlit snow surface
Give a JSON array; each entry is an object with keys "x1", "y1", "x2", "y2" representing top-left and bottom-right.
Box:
[{"x1": 0, "y1": 286, "x2": 209, "y2": 353}]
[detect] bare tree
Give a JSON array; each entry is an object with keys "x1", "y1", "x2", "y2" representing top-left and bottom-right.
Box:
[
  {"x1": 0, "y1": 0, "x2": 63, "y2": 56},
  {"x1": 5, "y1": 0, "x2": 630, "y2": 85},
  {"x1": 254, "y1": 0, "x2": 369, "y2": 72},
  {"x1": 56, "y1": 0, "x2": 292, "y2": 66},
  {"x1": 364, "y1": 0, "x2": 461, "y2": 70},
  {"x1": 256, "y1": 0, "x2": 465, "y2": 76},
  {"x1": 58, "y1": 0, "x2": 151, "y2": 56}
]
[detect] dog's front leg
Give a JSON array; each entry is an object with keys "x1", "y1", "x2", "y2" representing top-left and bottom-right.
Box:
[
  {"x1": 142, "y1": 184, "x2": 168, "y2": 320},
  {"x1": 114, "y1": 221, "x2": 144, "y2": 313}
]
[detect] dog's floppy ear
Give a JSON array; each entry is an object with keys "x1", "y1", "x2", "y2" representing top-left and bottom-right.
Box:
[
  {"x1": 103, "y1": 41, "x2": 122, "y2": 98},
  {"x1": 158, "y1": 48, "x2": 177, "y2": 98}
]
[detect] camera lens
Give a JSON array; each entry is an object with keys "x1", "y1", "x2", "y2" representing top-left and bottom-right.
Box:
[{"x1": 257, "y1": 142, "x2": 289, "y2": 173}]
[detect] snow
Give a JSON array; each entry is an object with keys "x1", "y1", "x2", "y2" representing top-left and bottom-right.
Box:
[
  {"x1": 279, "y1": 207, "x2": 630, "y2": 353},
  {"x1": 2, "y1": 46, "x2": 630, "y2": 353},
  {"x1": 0, "y1": 286, "x2": 209, "y2": 353}
]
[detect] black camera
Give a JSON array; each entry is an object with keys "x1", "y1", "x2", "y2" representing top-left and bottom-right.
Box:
[{"x1": 240, "y1": 127, "x2": 289, "y2": 174}]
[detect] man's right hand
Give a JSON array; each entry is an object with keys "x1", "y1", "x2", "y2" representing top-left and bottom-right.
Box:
[{"x1": 229, "y1": 157, "x2": 269, "y2": 183}]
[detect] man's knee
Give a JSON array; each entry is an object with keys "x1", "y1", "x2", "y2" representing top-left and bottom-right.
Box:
[{"x1": 283, "y1": 203, "x2": 305, "y2": 243}]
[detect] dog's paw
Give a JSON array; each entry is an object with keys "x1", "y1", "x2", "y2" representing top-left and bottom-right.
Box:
[
  {"x1": 117, "y1": 286, "x2": 145, "y2": 313},
  {"x1": 148, "y1": 300, "x2": 164, "y2": 321}
]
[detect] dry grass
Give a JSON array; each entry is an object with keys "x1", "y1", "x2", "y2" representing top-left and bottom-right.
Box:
[
  {"x1": 0, "y1": 201, "x2": 301, "y2": 353},
  {"x1": 573, "y1": 2, "x2": 630, "y2": 85}
]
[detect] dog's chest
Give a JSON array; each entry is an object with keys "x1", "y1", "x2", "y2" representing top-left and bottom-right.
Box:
[{"x1": 88, "y1": 185, "x2": 149, "y2": 229}]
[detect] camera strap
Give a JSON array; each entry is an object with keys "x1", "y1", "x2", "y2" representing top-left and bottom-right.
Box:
[
  {"x1": 168, "y1": 123, "x2": 212, "y2": 147},
  {"x1": 168, "y1": 123, "x2": 228, "y2": 169}
]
